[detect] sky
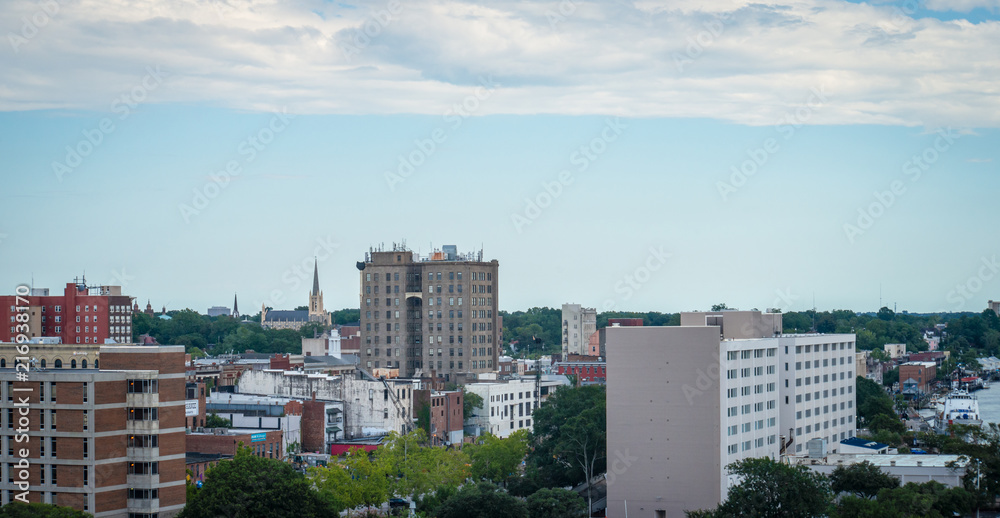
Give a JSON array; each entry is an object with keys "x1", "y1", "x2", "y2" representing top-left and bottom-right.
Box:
[{"x1": 1, "y1": 0, "x2": 998, "y2": 316}]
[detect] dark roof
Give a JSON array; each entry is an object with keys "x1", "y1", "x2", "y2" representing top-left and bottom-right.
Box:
[
  {"x1": 303, "y1": 355, "x2": 360, "y2": 367},
  {"x1": 841, "y1": 437, "x2": 888, "y2": 450},
  {"x1": 264, "y1": 310, "x2": 309, "y2": 322},
  {"x1": 186, "y1": 452, "x2": 232, "y2": 464}
]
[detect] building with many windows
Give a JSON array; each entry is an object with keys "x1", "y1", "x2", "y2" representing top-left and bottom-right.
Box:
[
  {"x1": 561, "y1": 304, "x2": 596, "y2": 357},
  {"x1": 463, "y1": 379, "x2": 538, "y2": 439},
  {"x1": 0, "y1": 344, "x2": 186, "y2": 517},
  {"x1": 0, "y1": 280, "x2": 133, "y2": 345},
  {"x1": 358, "y1": 244, "x2": 500, "y2": 381},
  {"x1": 606, "y1": 310, "x2": 856, "y2": 517}
]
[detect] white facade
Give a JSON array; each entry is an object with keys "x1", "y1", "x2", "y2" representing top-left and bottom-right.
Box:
[
  {"x1": 720, "y1": 338, "x2": 782, "y2": 493},
  {"x1": 562, "y1": 303, "x2": 597, "y2": 356},
  {"x1": 302, "y1": 329, "x2": 342, "y2": 358},
  {"x1": 779, "y1": 334, "x2": 858, "y2": 455},
  {"x1": 791, "y1": 454, "x2": 968, "y2": 488},
  {"x1": 236, "y1": 369, "x2": 414, "y2": 438},
  {"x1": 464, "y1": 379, "x2": 538, "y2": 438}
]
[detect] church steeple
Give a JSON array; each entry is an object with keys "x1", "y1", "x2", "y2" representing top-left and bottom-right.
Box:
[
  {"x1": 311, "y1": 257, "x2": 320, "y2": 296},
  {"x1": 232, "y1": 293, "x2": 240, "y2": 319},
  {"x1": 307, "y1": 258, "x2": 330, "y2": 326}
]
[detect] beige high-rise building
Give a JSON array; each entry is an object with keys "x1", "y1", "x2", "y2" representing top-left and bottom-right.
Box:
[
  {"x1": 561, "y1": 304, "x2": 597, "y2": 357},
  {"x1": 358, "y1": 244, "x2": 499, "y2": 382}
]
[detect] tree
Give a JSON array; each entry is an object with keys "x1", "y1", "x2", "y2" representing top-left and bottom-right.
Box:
[
  {"x1": 433, "y1": 482, "x2": 527, "y2": 518},
  {"x1": 877, "y1": 307, "x2": 895, "y2": 321},
  {"x1": 711, "y1": 303, "x2": 731, "y2": 311},
  {"x1": 868, "y1": 413, "x2": 905, "y2": 435},
  {"x1": 0, "y1": 502, "x2": 92, "y2": 518},
  {"x1": 552, "y1": 405, "x2": 606, "y2": 514},
  {"x1": 686, "y1": 458, "x2": 831, "y2": 518},
  {"x1": 829, "y1": 460, "x2": 900, "y2": 498},
  {"x1": 526, "y1": 488, "x2": 587, "y2": 518},
  {"x1": 180, "y1": 446, "x2": 338, "y2": 518},
  {"x1": 466, "y1": 430, "x2": 529, "y2": 484},
  {"x1": 528, "y1": 385, "x2": 607, "y2": 488},
  {"x1": 463, "y1": 388, "x2": 484, "y2": 420},
  {"x1": 205, "y1": 413, "x2": 232, "y2": 428}
]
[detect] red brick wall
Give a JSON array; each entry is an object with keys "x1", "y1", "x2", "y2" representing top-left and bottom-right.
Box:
[{"x1": 302, "y1": 400, "x2": 325, "y2": 453}]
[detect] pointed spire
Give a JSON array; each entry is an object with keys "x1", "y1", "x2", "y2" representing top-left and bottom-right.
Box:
[
  {"x1": 232, "y1": 293, "x2": 240, "y2": 319},
  {"x1": 312, "y1": 257, "x2": 320, "y2": 296}
]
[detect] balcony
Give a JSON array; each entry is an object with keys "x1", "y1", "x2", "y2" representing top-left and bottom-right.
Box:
[
  {"x1": 126, "y1": 393, "x2": 159, "y2": 407},
  {"x1": 127, "y1": 447, "x2": 159, "y2": 461},
  {"x1": 127, "y1": 498, "x2": 159, "y2": 513},
  {"x1": 126, "y1": 420, "x2": 159, "y2": 434},
  {"x1": 127, "y1": 473, "x2": 160, "y2": 487}
]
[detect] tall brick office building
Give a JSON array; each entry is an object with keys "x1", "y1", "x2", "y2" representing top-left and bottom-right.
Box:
[
  {"x1": 358, "y1": 245, "x2": 500, "y2": 382},
  {"x1": 0, "y1": 344, "x2": 186, "y2": 517}
]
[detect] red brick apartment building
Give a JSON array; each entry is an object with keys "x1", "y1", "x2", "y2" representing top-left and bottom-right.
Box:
[
  {"x1": 0, "y1": 344, "x2": 186, "y2": 517},
  {"x1": 0, "y1": 281, "x2": 133, "y2": 346}
]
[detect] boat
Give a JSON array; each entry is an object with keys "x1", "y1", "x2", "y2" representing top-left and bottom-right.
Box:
[{"x1": 937, "y1": 390, "x2": 982, "y2": 431}]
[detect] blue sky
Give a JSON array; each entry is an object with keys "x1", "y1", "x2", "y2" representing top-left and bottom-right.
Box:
[{"x1": 1, "y1": 0, "x2": 998, "y2": 315}]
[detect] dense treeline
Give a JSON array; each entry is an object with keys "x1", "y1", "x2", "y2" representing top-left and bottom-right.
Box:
[{"x1": 131, "y1": 308, "x2": 359, "y2": 356}]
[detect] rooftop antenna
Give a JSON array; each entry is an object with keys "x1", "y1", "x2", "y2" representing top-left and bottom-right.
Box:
[{"x1": 879, "y1": 283, "x2": 882, "y2": 309}]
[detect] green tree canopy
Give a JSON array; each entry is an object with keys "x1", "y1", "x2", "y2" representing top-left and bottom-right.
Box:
[
  {"x1": 829, "y1": 460, "x2": 901, "y2": 499},
  {"x1": 528, "y1": 385, "x2": 607, "y2": 488},
  {"x1": 180, "y1": 446, "x2": 338, "y2": 518},
  {"x1": 433, "y1": 482, "x2": 527, "y2": 518},
  {"x1": 466, "y1": 430, "x2": 529, "y2": 484},
  {"x1": 686, "y1": 457, "x2": 832, "y2": 518},
  {"x1": 526, "y1": 487, "x2": 587, "y2": 518}
]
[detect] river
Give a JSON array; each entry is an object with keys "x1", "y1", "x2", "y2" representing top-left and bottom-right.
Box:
[{"x1": 976, "y1": 386, "x2": 1000, "y2": 426}]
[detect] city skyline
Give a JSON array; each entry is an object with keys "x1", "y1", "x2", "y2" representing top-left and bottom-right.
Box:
[{"x1": 2, "y1": 0, "x2": 999, "y2": 315}]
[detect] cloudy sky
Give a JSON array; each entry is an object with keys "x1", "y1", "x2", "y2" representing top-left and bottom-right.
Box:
[{"x1": 1, "y1": 0, "x2": 998, "y2": 315}]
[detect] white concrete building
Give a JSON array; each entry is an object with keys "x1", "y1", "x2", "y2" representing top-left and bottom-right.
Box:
[
  {"x1": 790, "y1": 454, "x2": 969, "y2": 488},
  {"x1": 562, "y1": 303, "x2": 597, "y2": 356},
  {"x1": 464, "y1": 379, "x2": 539, "y2": 438},
  {"x1": 779, "y1": 334, "x2": 858, "y2": 455},
  {"x1": 236, "y1": 369, "x2": 414, "y2": 438},
  {"x1": 205, "y1": 392, "x2": 304, "y2": 454},
  {"x1": 607, "y1": 311, "x2": 857, "y2": 517}
]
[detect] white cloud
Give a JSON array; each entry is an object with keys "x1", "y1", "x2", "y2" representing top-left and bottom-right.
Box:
[
  {"x1": 0, "y1": 0, "x2": 998, "y2": 127},
  {"x1": 925, "y1": 0, "x2": 1000, "y2": 13}
]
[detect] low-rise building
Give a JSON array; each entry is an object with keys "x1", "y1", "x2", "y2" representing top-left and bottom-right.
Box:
[
  {"x1": 186, "y1": 429, "x2": 284, "y2": 460},
  {"x1": 555, "y1": 360, "x2": 606, "y2": 384},
  {"x1": 790, "y1": 453, "x2": 969, "y2": 488},
  {"x1": 413, "y1": 390, "x2": 463, "y2": 445},
  {"x1": 900, "y1": 362, "x2": 937, "y2": 394},
  {"x1": 884, "y1": 343, "x2": 907, "y2": 359},
  {"x1": 464, "y1": 379, "x2": 538, "y2": 438},
  {"x1": 236, "y1": 369, "x2": 415, "y2": 440},
  {"x1": 839, "y1": 437, "x2": 890, "y2": 454}
]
